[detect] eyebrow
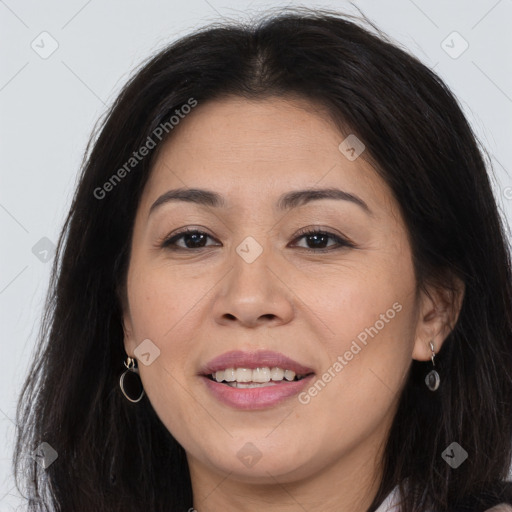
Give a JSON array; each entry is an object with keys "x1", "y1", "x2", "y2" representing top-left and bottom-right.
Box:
[{"x1": 148, "y1": 187, "x2": 372, "y2": 216}]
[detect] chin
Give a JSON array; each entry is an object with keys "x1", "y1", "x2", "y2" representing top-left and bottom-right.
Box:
[
  {"x1": 211, "y1": 456, "x2": 316, "y2": 484},
  {"x1": 190, "y1": 438, "x2": 321, "y2": 483}
]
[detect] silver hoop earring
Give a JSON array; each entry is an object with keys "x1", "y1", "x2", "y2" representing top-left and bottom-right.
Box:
[
  {"x1": 119, "y1": 356, "x2": 145, "y2": 403},
  {"x1": 425, "y1": 341, "x2": 440, "y2": 391}
]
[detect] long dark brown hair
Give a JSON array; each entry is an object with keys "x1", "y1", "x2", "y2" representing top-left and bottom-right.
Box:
[{"x1": 13, "y1": 7, "x2": 512, "y2": 511}]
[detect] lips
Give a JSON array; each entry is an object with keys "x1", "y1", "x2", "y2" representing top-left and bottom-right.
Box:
[
  {"x1": 199, "y1": 349, "x2": 315, "y2": 376},
  {"x1": 198, "y1": 349, "x2": 316, "y2": 410}
]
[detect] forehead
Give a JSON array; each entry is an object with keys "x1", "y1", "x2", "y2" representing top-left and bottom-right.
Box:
[{"x1": 141, "y1": 96, "x2": 397, "y2": 217}]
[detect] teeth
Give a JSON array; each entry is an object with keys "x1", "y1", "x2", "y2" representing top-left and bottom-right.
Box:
[
  {"x1": 252, "y1": 367, "x2": 271, "y2": 383},
  {"x1": 226, "y1": 381, "x2": 278, "y2": 388},
  {"x1": 270, "y1": 367, "x2": 284, "y2": 380},
  {"x1": 224, "y1": 368, "x2": 236, "y2": 382},
  {"x1": 284, "y1": 369, "x2": 296, "y2": 381},
  {"x1": 211, "y1": 367, "x2": 305, "y2": 384},
  {"x1": 235, "y1": 368, "x2": 253, "y2": 382}
]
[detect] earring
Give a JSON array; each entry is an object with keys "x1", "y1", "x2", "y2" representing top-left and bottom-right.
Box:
[
  {"x1": 425, "y1": 341, "x2": 440, "y2": 391},
  {"x1": 119, "y1": 356, "x2": 145, "y2": 403}
]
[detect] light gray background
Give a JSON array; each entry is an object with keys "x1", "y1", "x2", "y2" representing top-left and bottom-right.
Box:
[{"x1": 1, "y1": 0, "x2": 511, "y2": 508}]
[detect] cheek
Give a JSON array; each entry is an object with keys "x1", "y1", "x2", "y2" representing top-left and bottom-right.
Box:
[
  {"x1": 296, "y1": 301, "x2": 416, "y2": 454},
  {"x1": 125, "y1": 260, "x2": 224, "y2": 405},
  {"x1": 312, "y1": 256, "x2": 414, "y2": 349},
  {"x1": 305, "y1": 250, "x2": 417, "y2": 402},
  {"x1": 126, "y1": 262, "x2": 212, "y2": 340},
  {"x1": 124, "y1": 267, "x2": 199, "y2": 401},
  {"x1": 124, "y1": 269, "x2": 204, "y2": 439}
]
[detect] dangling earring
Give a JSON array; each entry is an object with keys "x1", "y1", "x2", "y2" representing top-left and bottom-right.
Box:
[
  {"x1": 119, "y1": 356, "x2": 145, "y2": 403},
  {"x1": 425, "y1": 341, "x2": 440, "y2": 391}
]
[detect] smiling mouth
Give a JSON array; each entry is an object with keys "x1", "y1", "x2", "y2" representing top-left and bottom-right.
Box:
[{"x1": 205, "y1": 366, "x2": 314, "y2": 388}]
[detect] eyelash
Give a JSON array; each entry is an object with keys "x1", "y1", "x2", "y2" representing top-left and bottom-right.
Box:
[{"x1": 159, "y1": 226, "x2": 355, "y2": 253}]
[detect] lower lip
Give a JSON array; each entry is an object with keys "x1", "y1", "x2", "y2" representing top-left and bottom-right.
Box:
[{"x1": 201, "y1": 375, "x2": 315, "y2": 410}]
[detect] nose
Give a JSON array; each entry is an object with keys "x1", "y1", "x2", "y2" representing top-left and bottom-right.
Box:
[{"x1": 212, "y1": 242, "x2": 295, "y2": 329}]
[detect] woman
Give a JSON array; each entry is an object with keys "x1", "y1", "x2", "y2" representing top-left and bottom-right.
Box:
[{"x1": 13, "y1": 7, "x2": 512, "y2": 512}]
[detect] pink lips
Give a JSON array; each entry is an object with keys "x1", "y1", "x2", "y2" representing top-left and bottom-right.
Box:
[{"x1": 199, "y1": 350, "x2": 315, "y2": 410}]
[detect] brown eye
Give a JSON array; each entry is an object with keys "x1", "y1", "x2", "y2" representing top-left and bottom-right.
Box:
[
  {"x1": 161, "y1": 229, "x2": 219, "y2": 250},
  {"x1": 291, "y1": 229, "x2": 355, "y2": 252}
]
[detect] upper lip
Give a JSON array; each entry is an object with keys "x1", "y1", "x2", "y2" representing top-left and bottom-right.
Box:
[{"x1": 199, "y1": 350, "x2": 315, "y2": 376}]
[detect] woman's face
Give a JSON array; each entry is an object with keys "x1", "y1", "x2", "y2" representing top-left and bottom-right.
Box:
[{"x1": 122, "y1": 96, "x2": 438, "y2": 486}]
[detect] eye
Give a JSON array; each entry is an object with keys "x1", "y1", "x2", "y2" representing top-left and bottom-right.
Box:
[
  {"x1": 290, "y1": 228, "x2": 355, "y2": 253},
  {"x1": 160, "y1": 228, "x2": 220, "y2": 250},
  {"x1": 159, "y1": 226, "x2": 355, "y2": 253}
]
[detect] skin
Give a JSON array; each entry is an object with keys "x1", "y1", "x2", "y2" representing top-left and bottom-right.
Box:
[{"x1": 122, "y1": 96, "x2": 464, "y2": 512}]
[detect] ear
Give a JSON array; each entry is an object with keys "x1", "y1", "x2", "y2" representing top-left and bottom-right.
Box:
[
  {"x1": 119, "y1": 284, "x2": 137, "y2": 357},
  {"x1": 412, "y1": 274, "x2": 465, "y2": 361},
  {"x1": 122, "y1": 309, "x2": 137, "y2": 357}
]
